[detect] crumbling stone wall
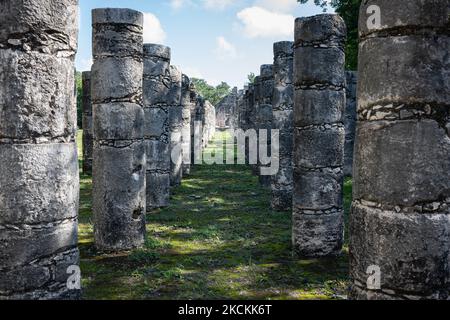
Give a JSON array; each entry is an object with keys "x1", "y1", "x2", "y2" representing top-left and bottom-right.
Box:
[
  {"x1": 350, "y1": 0, "x2": 450, "y2": 300},
  {"x1": 292, "y1": 14, "x2": 346, "y2": 257},
  {"x1": 271, "y1": 41, "x2": 294, "y2": 211},
  {"x1": 344, "y1": 71, "x2": 357, "y2": 177},
  {"x1": 0, "y1": 0, "x2": 80, "y2": 299},
  {"x1": 82, "y1": 71, "x2": 93, "y2": 175},
  {"x1": 258, "y1": 64, "x2": 274, "y2": 188},
  {"x1": 143, "y1": 44, "x2": 171, "y2": 210},
  {"x1": 169, "y1": 66, "x2": 183, "y2": 187},
  {"x1": 91, "y1": 8, "x2": 146, "y2": 251}
]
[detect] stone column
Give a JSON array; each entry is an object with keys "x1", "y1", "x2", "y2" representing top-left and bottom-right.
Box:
[
  {"x1": 344, "y1": 71, "x2": 357, "y2": 177},
  {"x1": 181, "y1": 74, "x2": 192, "y2": 176},
  {"x1": 0, "y1": 0, "x2": 80, "y2": 299},
  {"x1": 92, "y1": 8, "x2": 146, "y2": 251},
  {"x1": 292, "y1": 14, "x2": 346, "y2": 257},
  {"x1": 250, "y1": 76, "x2": 261, "y2": 175},
  {"x1": 271, "y1": 41, "x2": 294, "y2": 211},
  {"x1": 143, "y1": 44, "x2": 171, "y2": 210},
  {"x1": 82, "y1": 71, "x2": 93, "y2": 175},
  {"x1": 258, "y1": 64, "x2": 274, "y2": 188},
  {"x1": 169, "y1": 65, "x2": 183, "y2": 187},
  {"x1": 350, "y1": 0, "x2": 450, "y2": 300}
]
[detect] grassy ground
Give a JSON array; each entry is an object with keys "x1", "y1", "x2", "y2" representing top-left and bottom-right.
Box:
[{"x1": 76, "y1": 130, "x2": 352, "y2": 300}]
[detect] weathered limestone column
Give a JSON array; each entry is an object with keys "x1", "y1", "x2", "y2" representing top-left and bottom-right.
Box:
[
  {"x1": 169, "y1": 65, "x2": 183, "y2": 187},
  {"x1": 251, "y1": 76, "x2": 261, "y2": 175},
  {"x1": 216, "y1": 87, "x2": 238, "y2": 129},
  {"x1": 344, "y1": 71, "x2": 357, "y2": 177},
  {"x1": 0, "y1": 0, "x2": 80, "y2": 299},
  {"x1": 271, "y1": 41, "x2": 294, "y2": 211},
  {"x1": 181, "y1": 74, "x2": 192, "y2": 175},
  {"x1": 258, "y1": 64, "x2": 274, "y2": 188},
  {"x1": 350, "y1": 0, "x2": 450, "y2": 300},
  {"x1": 143, "y1": 44, "x2": 171, "y2": 210},
  {"x1": 82, "y1": 71, "x2": 93, "y2": 175},
  {"x1": 92, "y1": 8, "x2": 146, "y2": 251},
  {"x1": 204, "y1": 100, "x2": 216, "y2": 145},
  {"x1": 293, "y1": 14, "x2": 346, "y2": 257}
]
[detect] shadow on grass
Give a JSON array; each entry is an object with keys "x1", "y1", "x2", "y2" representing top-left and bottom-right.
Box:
[{"x1": 78, "y1": 131, "x2": 351, "y2": 300}]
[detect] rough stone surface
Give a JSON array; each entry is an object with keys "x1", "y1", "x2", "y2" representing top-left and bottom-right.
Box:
[
  {"x1": 293, "y1": 14, "x2": 346, "y2": 257},
  {"x1": 344, "y1": 71, "x2": 357, "y2": 176},
  {"x1": 216, "y1": 87, "x2": 238, "y2": 129},
  {"x1": 169, "y1": 65, "x2": 183, "y2": 187},
  {"x1": 258, "y1": 65, "x2": 274, "y2": 188},
  {"x1": 0, "y1": 0, "x2": 80, "y2": 300},
  {"x1": 82, "y1": 71, "x2": 93, "y2": 174},
  {"x1": 181, "y1": 74, "x2": 193, "y2": 175},
  {"x1": 143, "y1": 43, "x2": 171, "y2": 210},
  {"x1": 92, "y1": 8, "x2": 146, "y2": 251},
  {"x1": 271, "y1": 41, "x2": 294, "y2": 211},
  {"x1": 350, "y1": 0, "x2": 450, "y2": 300}
]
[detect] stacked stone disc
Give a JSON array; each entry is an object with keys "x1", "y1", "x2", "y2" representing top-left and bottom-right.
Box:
[
  {"x1": 143, "y1": 44, "x2": 171, "y2": 210},
  {"x1": 181, "y1": 74, "x2": 193, "y2": 175},
  {"x1": 82, "y1": 71, "x2": 93, "y2": 175},
  {"x1": 343, "y1": 71, "x2": 357, "y2": 177},
  {"x1": 271, "y1": 41, "x2": 294, "y2": 211},
  {"x1": 292, "y1": 14, "x2": 347, "y2": 257},
  {"x1": 169, "y1": 66, "x2": 183, "y2": 187},
  {"x1": 0, "y1": 0, "x2": 80, "y2": 299},
  {"x1": 91, "y1": 8, "x2": 146, "y2": 251},
  {"x1": 258, "y1": 64, "x2": 275, "y2": 187},
  {"x1": 350, "y1": 0, "x2": 450, "y2": 300}
]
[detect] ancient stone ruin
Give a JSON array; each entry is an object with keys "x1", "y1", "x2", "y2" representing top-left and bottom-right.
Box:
[
  {"x1": 216, "y1": 87, "x2": 238, "y2": 129},
  {"x1": 350, "y1": 0, "x2": 450, "y2": 300},
  {"x1": 181, "y1": 74, "x2": 193, "y2": 175},
  {"x1": 169, "y1": 66, "x2": 183, "y2": 187},
  {"x1": 0, "y1": 0, "x2": 80, "y2": 299},
  {"x1": 1, "y1": 0, "x2": 449, "y2": 301},
  {"x1": 82, "y1": 71, "x2": 93, "y2": 175},
  {"x1": 344, "y1": 71, "x2": 357, "y2": 177},
  {"x1": 143, "y1": 44, "x2": 171, "y2": 210},
  {"x1": 91, "y1": 8, "x2": 146, "y2": 251},
  {"x1": 292, "y1": 14, "x2": 347, "y2": 257},
  {"x1": 258, "y1": 64, "x2": 275, "y2": 188},
  {"x1": 271, "y1": 41, "x2": 294, "y2": 211}
]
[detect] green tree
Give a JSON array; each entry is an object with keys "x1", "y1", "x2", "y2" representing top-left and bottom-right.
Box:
[
  {"x1": 298, "y1": 0, "x2": 362, "y2": 70},
  {"x1": 191, "y1": 78, "x2": 231, "y2": 105},
  {"x1": 247, "y1": 72, "x2": 256, "y2": 84}
]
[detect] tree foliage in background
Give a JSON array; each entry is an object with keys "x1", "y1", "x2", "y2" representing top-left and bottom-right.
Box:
[
  {"x1": 76, "y1": 71, "x2": 83, "y2": 129},
  {"x1": 247, "y1": 72, "x2": 256, "y2": 85},
  {"x1": 298, "y1": 0, "x2": 361, "y2": 70},
  {"x1": 191, "y1": 78, "x2": 231, "y2": 105}
]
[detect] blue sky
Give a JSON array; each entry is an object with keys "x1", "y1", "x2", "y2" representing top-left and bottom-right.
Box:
[{"x1": 76, "y1": 0, "x2": 329, "y2": 88}]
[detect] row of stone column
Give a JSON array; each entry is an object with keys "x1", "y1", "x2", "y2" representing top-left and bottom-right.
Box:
[{"x1": 83, "y1": 8, "x2": 217, "y2": 253}]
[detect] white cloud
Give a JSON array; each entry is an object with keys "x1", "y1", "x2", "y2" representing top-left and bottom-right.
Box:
[
  {"x1": 170, "y1": 0, "x2": 191, "y2": 10},
  {"x1": 254, "y1": 0, "x2": 299, "y2": 13},
  {"x1": 203, "y1": 0, "x2": 236, "y2": 11},
  {"x1": 236, "y1": 6, "x2": 295, "y2": 38},
  {"x1": 181, "y1": 66, "x2": 204, "y2": 79},
  {"x1": 143, "y1": 13, "x2": 167, "y2": 44},
  {"x1": 214, "y1": 36, "x2": 238, "y2": 60}
]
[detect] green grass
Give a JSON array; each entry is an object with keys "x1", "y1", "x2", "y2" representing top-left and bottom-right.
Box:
[{"x1": 77, "y1": 130, "x2": 351, "y2": 300}]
